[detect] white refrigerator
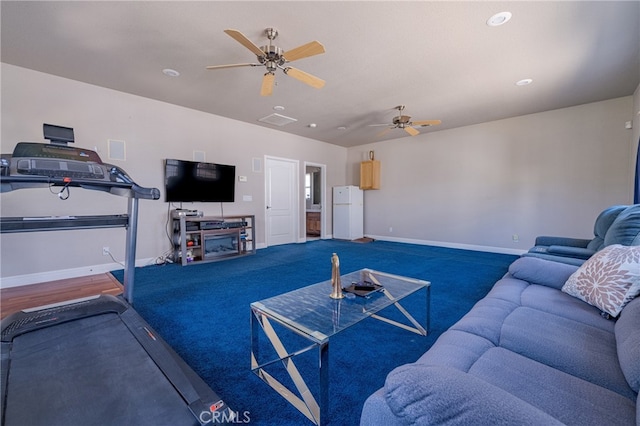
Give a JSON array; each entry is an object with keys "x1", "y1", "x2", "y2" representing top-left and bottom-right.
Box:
[{"x1": 333, "y1": 185, "x2": 364, "y2": 240}]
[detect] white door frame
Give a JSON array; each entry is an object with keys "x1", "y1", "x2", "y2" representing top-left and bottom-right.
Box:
[
  {"x1": 264, "y1": 155, "x2": 299, "y2": 247},
  {"x1": 303, "y1": 161, "x2": 327, "y2": 240}
]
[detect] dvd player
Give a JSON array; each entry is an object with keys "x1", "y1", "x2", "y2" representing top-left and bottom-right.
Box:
[
  {"x1": 171, "y1": 209, "x2": 203, "y2": 219},
  {"x1": 200, "y1": 221, "x2": 247, "y2": 230}
]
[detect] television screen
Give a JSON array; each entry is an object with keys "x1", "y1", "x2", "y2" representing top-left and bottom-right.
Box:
[{"x1": 164, "y1": 159, "x2": 235, "y2": 203}]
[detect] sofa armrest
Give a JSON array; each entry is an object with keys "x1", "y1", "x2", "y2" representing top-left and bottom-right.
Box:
[
  {"x1": 534, "y1": 236, "x2": 592, "y2": 248},
  {"x1": 546, "y1": 245, "x2": 597, "y2": 259},
  {"x1": 384, "y1": 364, "x2": 563, "y2": 425},
  {"x1": 509, "y1": 257, "x2": 578, "y2": 289},
  {"x1": 360, "y1": 389, "x2": 403, "y2": 426}
]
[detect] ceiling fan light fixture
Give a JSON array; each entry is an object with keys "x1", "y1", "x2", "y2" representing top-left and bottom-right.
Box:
[
  {"x1": 207, "y1": 28, "x2": 326, "y2": 96},
  {"x1": 487, "y1": 11, "x2": 512, "y2": 27},
  {"x1": 370, "y1": 105, "x2": 441, "y2": 138}
]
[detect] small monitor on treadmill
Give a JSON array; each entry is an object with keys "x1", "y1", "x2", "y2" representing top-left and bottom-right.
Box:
[{"x1": 44, "y1": 123, "x2": 74, "y2": 145}]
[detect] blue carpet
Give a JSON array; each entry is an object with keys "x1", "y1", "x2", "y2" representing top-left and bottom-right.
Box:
[{"x1": 112, "y1": 240, "x2": 517, "y2": 425}]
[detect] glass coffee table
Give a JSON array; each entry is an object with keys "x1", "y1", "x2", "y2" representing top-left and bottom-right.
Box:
[{"x1": 250, "y1": 268, "x2": 430, "y2": 425}]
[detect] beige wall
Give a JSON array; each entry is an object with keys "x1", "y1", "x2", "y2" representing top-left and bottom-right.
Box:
[
  {"x1": 1, "y1": 64, "x2": 347, "y2": 285},
  {"x1": 1, "y1": 63, "x2": 637, "y2": 286},
  {"x1": 347, "y1": 96, "x2": 636, "y2": 253}
]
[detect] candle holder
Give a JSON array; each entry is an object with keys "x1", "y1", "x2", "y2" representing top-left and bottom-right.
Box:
[{"x1": 329, "y1": 253, "x2": 345, "y2": 299}]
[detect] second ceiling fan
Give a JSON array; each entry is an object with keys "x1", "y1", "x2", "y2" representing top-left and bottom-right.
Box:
[
  {"x1": 206, "y1": 28, "x2": 326, "y2": 96},
  {"x1": 371, "y1": 105, "x2": 441, "y2": 137}
]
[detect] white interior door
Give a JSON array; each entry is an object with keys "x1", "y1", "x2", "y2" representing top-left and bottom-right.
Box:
[{"x1": 265, "y1": 156, "x2": 298, "y2": 246}]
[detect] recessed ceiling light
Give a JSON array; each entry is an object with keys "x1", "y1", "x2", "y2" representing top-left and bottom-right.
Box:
[
  {"x1": 487, "y1": 12, "x2": 512, "y2": 27},
  {"x1": 515, "y1": 78, "x2": 533, "y2": 86},
  {"x1": 273, "y1": 105, "x2": 285, "y2": 111},
  {"x1": 337, "y1": 126, "x2": 347, "y2": 131},
  {"x1": 162, "y1": 68, "x2": 180, "y2": 77},
  {"x1": 309, "y1": 123, "x2": 317, "y2": 128}
]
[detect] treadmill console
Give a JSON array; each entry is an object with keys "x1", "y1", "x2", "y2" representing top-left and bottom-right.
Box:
[
  {"x1": 12, "y1": 142, "x2": 103, "y2": 163},
  {"x1": 8, "y1": 142, "x2": 109, "y2": 181},
  {"x1": 1, "y1": 138, "x2": 160, "y2": 199}
]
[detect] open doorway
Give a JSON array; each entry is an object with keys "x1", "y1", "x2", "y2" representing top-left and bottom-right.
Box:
[{"x1": 304, "y1": 162, "x2": 326, "y2": 241}]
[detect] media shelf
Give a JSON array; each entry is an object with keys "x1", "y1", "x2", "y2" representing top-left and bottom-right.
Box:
[{"x1": 171, "y1": 212, "x2": 255, "y2": 266}]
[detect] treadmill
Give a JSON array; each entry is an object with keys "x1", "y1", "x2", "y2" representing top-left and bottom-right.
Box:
[{"x1": 0, "y1": 126, "x2": 232, "y2": 425}]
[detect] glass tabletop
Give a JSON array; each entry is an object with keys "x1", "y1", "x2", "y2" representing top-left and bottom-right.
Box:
[{"x1": 250, "y1": 269, "x2": 430, "y2": 343}]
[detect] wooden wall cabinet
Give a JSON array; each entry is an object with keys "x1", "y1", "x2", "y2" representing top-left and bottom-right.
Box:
[{"x1": 359, "y1": 160, "x2": 380, "y2": 190}]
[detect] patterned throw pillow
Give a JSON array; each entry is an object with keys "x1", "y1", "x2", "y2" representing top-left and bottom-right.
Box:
[{"x1": 562, "y1": 244, "x2": 640, "y2": 317}]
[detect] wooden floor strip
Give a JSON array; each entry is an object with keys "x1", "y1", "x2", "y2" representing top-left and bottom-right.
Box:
[{"x1": 1, "y1": 273, "x2": 123, "y2": 319}]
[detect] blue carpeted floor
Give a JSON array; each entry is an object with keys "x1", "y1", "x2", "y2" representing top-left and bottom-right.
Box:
[{"x1": 112, "y1": 240, "x2": 517, "y2": 425}]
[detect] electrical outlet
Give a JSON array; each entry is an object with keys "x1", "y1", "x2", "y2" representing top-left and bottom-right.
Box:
[
  {"x1": 512, "y1": 234, "x2": 519, "y2": 242},
  {"x1": 102, "y1": 246, "x2": 110, "y2": 256}
]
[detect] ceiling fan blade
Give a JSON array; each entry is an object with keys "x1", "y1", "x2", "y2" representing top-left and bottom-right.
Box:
[
  {"x1": 368, "y1": 123, "x2": 392, "y2": 127},
  {"x1": 224, "y1": 29, "x2": 265, "y2": 57},
  {"x1": 260, "y1": 73, "x2": 276, "y2": 96},
  {"x1": 411, "y1": 119, "x2": 442, "y2": 127},
  {"x1": 282, "y1": 41, "x2": 326, "y2": 62},
  {"x1": 404, "y1": 126, "x2": 420, "y2": 136},
  {"x1": 206, "y1": 63, "x2": 258, "y2": 70},
  {"x1": 377, "y1": 127, "x2": 392, "y2": 137},
  {"x1": 283, "y1": 67, "x2": 325, "y2": 89}
]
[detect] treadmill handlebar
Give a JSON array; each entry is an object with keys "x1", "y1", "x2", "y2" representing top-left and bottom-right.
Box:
[
  {"x1": 131, "y1": 184, "x2": 161, "y2": 200},
  {"x1": 108, "y1": 165, "x2": 160, "y2": 200},
  {"x1": 110, "y1": 166, "x2": 134, "y2": 184}
]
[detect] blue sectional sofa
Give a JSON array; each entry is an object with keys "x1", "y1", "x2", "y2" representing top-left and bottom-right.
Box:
[
  {"x1": 524, "y1": 204, "x2": 640, "y2": 265},
  {"x1": 360, "y1": 254, "x2": 639, "y2": 425}
]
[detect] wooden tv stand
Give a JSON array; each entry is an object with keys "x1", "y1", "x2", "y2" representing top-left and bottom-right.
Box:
[{"x1": 171, "y1": 213, "x2": 255, "y2": 266}]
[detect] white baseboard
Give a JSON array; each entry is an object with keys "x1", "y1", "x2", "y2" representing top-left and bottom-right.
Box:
[
  {"x1": 0, "y1": 257, "x2": 155, "y2": 289},
  {"x1": 365, "y1": 235, "x2": 526, "y2": 256},
  {"x1": 2, "y1": 239, "x2": 522, "y2": 289}
]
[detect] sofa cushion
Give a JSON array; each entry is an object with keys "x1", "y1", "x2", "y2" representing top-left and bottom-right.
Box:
[
  {"x1": 521, "y1": 251, "x2": 588, "y2": 266},
  {"x1": 415, "y1": 329, "x2": 495, "y2": 371},
  {"x1": 446, "y1": 296, "x2": 517, "y2": 346},
  {"x1": 603, "y1": 204, "x2": 640, "y2": 247},
  {"x1": 616, "y1": 297, "x2": 640, "y2": 393},
  {"x1": 546, "y1": 245, "x2": 596, "y2": 259},
  {"x1": 562, "y1": 244, "x2": 640, "y2": 317},
  {"x1": 519, "y1": 284, "x2": 614, "y2": 331},
  {"x1": 499, "y1": 307, "x2": 635, "y2": 400},
  {"x1": 469, "y1": 347, "x2": 636, "y2": 425},
  {"x1": 588, "y1": 205, "x2": 627, "y2": 251}
]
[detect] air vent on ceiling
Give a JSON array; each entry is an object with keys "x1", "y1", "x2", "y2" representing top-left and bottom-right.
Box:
[{"x1": 258, "y1": 113, "x2": 298, "y2": 127}]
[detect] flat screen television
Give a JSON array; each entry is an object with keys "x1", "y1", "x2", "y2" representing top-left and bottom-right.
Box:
[{"x1": 164, "y1": 159, "x2": 235, "y2": 203}]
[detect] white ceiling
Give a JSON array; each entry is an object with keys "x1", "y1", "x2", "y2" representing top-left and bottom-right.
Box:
[{"x1": 2, "y1": 1, "x2": 639, "y2": 148}]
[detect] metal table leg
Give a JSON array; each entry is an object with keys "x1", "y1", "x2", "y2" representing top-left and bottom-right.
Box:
[{"x1": 251, "y1": 307, "x2": 329, "y2": 425}]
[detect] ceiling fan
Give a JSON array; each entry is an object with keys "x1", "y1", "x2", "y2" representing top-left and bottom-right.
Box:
[
  {"x1": 370, "y1": 105, "x2": 441, "y2": 137},
  {"x1": 206, "y1": 28, "x2": 326, "y2": 96}
]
